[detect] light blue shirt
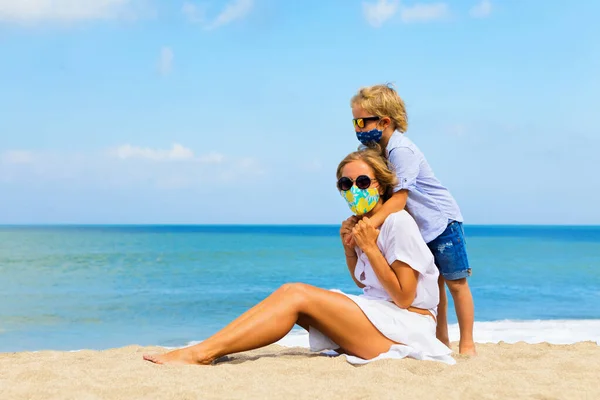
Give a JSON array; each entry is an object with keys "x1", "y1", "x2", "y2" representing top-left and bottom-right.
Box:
[{"x1": 386, "y1": 133, "x2": 463, "y2": 243}]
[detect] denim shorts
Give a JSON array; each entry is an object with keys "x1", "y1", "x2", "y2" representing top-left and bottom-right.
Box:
[{"x1": 427, "y1": 221, "x2": 471, "y2": 280}]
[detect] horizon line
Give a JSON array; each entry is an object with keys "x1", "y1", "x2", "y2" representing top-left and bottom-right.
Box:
[{"x1": 1, "y1": 223, "x2": 600, "y2": 228}]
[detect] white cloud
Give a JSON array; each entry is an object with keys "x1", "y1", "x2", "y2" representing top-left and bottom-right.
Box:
[
  {"x1": 362, "y1": 1, "x2": 450, "y2": 27},
  {"x1": 0, "y1": 150, "x2": 35, "y2": 164},
  {"x1": 400, "y1": 2, "x2": 450, "y2": 23},
  {"x1": 302, "y1": 159, "x2": 323, "y2": 172},
  {"x1": 363, "y1": 0, "x2": 399, "y2": 28},
  {"x1": 110, "y1": 143, "x2": 196, "y2": 161},
  {"x1": 237, "y1": 157, "x2": 263, "y2": 172},
  {"x1": 208, "y1": 0, "x2": 253, "y2": 29},
  {"x1": 158, "y1": 46, "x2": 174, "y2": 75},
  {"x1": 469, "y1": 0, "x2": 492, "y2": 18},
  {"x1": 448, "y1": 124, "x2": 467, "y2": 137},
  {"x1": 182, "y1": 1, "x2": 205, "y2": 23},
  {"x1": 0, "y1": 145, "x2": 263, "y2": 189},
  {"x1": 0, "y1": 0, "x2": 144, "y2": 23},
  {"x1": 218, "y1": 156, "x2": 265, "y2": 181},
  {"x1": 184, "y1": 0, "x2": 253, "y2": 30},
  {"x1": 197, "y1": 152, "x2": 225, "y2": 164}
]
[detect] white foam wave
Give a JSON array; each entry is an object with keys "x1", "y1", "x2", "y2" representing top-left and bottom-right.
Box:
[
  {"x1": 274, "y1": 319, "x2": 600, "y2": 348},
  {"x1": 28, "y1": 320, "x2": 600, "y2": 353}
]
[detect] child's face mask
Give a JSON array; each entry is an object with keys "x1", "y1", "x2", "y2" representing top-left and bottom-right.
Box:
[
  {"x1": 355, "y1": 128, "x2": 383, "y2": 146},
  {"x1": 352, "y1": 116, "x2": 383, "y2": 145}
]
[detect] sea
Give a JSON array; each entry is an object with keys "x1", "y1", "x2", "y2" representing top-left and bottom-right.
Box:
[{"x1": 1, "y1": 225, "x2": 599, "y2": 353}]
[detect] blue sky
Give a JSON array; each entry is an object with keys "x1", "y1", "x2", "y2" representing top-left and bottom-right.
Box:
[{"x1": 0, "y1": 0, "x2": 598, "y2": 225}]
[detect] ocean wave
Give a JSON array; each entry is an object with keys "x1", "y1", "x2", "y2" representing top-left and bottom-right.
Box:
[
  {"x1": 272, "y1": 319, "x2": 600, "y2": 348},
  {"x1": 60, "y1": 319, "x2": 600, "y2": 352}
]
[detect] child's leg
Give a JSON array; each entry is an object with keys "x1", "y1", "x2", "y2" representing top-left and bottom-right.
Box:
[
  {"x1": 428, "y1": 221, "x2": 476, "y2": 355},
  {"x1": 436, "y1": 276, "x2": 450, "y2": 347},
  {"x1": 445, "y1": 278, "x2": 476, "y2": 355}
]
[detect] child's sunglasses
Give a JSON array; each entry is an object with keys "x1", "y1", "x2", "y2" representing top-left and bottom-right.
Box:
[
  {"x1": 337, "y1": 175, "x2": 375, "y2": 191},
  {"x1": 352, "y1": 116, "x2": 380, "y2": 129}
]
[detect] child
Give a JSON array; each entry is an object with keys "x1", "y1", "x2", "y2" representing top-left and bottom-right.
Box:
[{"x1": 346, "y1": 83, "x2": 476, "y2": 355}]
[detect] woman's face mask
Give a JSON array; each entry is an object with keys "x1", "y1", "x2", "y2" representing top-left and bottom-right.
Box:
[
  {"x1": 337, "y1": 174, "x2": 380, "y2": 215},
  {"x1": 342, "y1": 186, "x2": 380, "y2": 215}
]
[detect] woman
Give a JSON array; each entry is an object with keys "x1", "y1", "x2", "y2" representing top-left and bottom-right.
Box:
[{"x1": 143, "y1": 148, "x2": 455, "y2": 365}]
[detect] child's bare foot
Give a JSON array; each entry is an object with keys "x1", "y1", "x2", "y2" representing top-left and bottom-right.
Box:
[
  {"x1": 459, "y1": 342, "x2": 477, "y2": 356},
  {"x1": 143, "y1": 347, "x2": 214, "y2": 365}
]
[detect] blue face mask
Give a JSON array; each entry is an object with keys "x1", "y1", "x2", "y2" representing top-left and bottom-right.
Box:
[{"x1": 356, "y1": 128, "x2": 383, "y2": 145}]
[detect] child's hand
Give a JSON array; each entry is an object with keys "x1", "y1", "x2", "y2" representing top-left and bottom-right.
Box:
[{"x1": 352, "y1": 217, "x2": 380, "y2": 252}]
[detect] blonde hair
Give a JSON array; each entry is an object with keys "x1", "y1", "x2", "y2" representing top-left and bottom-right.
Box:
[
  {"x1": 336, "y1": 147, "x2": 398, "y2": 200},
  {"x1": 350, "y1": 83, "x2": 408, "y2": 133}
]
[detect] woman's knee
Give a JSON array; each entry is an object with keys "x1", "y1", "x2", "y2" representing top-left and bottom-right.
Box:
[
  {"x1": 276, "y1": 283, "x2": 312, "y2": 308},
  {"x1": 278, "y1": 282, "x2": 309, "y2": 292}
]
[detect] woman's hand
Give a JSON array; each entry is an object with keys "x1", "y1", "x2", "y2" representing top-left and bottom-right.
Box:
[
  {"x1": 352, "y1": 217, "x2": 380, "y2": 253},
  {"x1": 340, "y1": 216, "x2": 359, "y2": 253}
]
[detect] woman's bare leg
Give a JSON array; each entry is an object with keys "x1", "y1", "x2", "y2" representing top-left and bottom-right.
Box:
[{"x1": 144, "y1": 283, "x2": 396, "y2": 365}]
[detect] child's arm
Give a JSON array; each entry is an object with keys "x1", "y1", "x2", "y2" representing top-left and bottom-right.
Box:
[
  {"x1": 343, "y1": 193, "x2": 407, "y2": 246},
  {"x1": 369, "y1": 145, "x2": 419, "y2": 228},
  {"x1": 368, "y1": 189, "x2": 408, "y2": 228}
]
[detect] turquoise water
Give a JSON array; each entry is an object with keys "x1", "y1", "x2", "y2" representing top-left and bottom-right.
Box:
[{"x1": 1, "y1": 225, "x2": 599, "y2": 352}]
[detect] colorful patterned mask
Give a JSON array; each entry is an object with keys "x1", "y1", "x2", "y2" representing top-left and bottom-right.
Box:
[{"x1": 341, "y1": 186, "x2": 380, "y2": 215}]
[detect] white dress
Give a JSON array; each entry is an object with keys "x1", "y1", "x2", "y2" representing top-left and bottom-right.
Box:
[{"x1": 309, "y1": 211, "x2": 456, "y2": 365}]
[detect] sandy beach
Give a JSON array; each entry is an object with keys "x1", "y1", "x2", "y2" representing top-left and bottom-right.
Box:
[{"x1": 2, "y1": 342, "x2": 599, "y2": 400}]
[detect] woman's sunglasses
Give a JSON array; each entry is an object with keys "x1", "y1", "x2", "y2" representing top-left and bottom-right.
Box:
[
  {"x1": 352, "y1": 116, "x2": 380, "y2": 129},
  {"x1": 337, "y1": 175, "x2": 375, "y2": 191}
]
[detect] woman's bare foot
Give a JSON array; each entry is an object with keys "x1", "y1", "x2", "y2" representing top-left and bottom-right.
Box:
[
  {"x1": 459, "y1": 341, "x2": 477, "y2": 356},
  {"x1": 143, "y1": 347, "x2": 214, "y2": 365}
]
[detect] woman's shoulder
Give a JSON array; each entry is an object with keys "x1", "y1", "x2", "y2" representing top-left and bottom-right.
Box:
[{"x1": 379, "y1": 211, "x2": 436, "y2": 274}]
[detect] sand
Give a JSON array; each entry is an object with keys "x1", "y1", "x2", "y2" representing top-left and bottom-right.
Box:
[{"x1": 1, "y1": 342, "x2": 599, "y2": 400}]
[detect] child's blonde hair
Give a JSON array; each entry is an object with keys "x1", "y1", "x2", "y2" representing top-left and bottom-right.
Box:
[
  {"x1": 336, "y1": 147, "x2": 398, "y2": 200},
  {"x1": 350, "y1": 83, "x2": 408, "y2": 133}
]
